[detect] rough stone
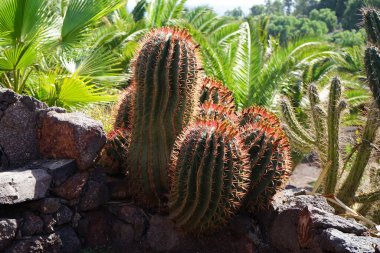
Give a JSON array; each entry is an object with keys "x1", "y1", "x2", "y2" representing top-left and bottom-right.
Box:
[
  {"x1": 0, "y1": 88, "x2": 19, "y2": 111},
  {"x1": 20, "y1": 212, "x2": 43, "y2": 236},
  {"x1": 111, "y1": 218, "x2": 135, "y2": 252},
  {"x1": 0, "y1": 102, "x2": 39, "y2": 167},
  {"x1": 317, "y1": 228, "x2": 380, "y2": 253},
  {"x1": 311, "y1": 207, "x2": 367, "y2": 235},
  {"x1": 5, "y1": 233, "x2": 61, "y2": 253},
  {"x1": 31, "y1": 198, "x2": 61, "y2": 214},
  {"x1": 108, "y1": 204, "x2": 148, "y2": 240},
  {"x1": 41, "y1": 214, "x2": 57, "y2": 234},
  {"x1": 22, "y1": 160, "x2": 77, "y2": 187},
  {"x1": 52, "y1": 172, "x2": 88, "y2": 200},
  {"x1": 77, "y1": 210, "x2": 111, "y2": 248},
  {"x1": 56, "y1": 226, "x2": 81, "y2": 253},
  {"x1": 260, "y1": 193, "x2": 375, "y2": 253},
  {"x1": 107, "y1": 177, "x2": 131, "y2": 200},
  {"x1": 147, "y1": 215, "x2": 179, "y2": 252},
  {"x1": 54, "y1": 205, "x2": 73, "y2": 226},
  {"x1": 0, "y1": 219, "x2": 18, "y2": 251},
  {"x1": 79, "y1": 168, "x2": 109, "y2": 211},
  {"x1": 39, "y1": 111, "x2": 106, "y2": 170},
  {"x1": 0, "y1": 169, "x2": 51, "y2": 204},
  {"x1": 19, "y1": 96, "x2": 47, "y2": 112}
]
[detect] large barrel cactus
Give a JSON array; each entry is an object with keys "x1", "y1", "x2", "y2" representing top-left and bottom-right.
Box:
[
  {"x1": 168, "y1": 120, "x2": 250, "y2": 233},
  {"x1": 127, "y1": 28, "x2": 201, "y2": 201},
  {"x1": 239, "y1": 107, "x2": 291, "y2": 210}
]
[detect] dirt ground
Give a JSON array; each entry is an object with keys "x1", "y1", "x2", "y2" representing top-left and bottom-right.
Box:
[{"x1": 288, "y1": 162, "x2": 321, "y2": 191}]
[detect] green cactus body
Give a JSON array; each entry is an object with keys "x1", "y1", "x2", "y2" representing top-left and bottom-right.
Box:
[
  {"x1": 239, "y1": 107, "x2": 291, "y2": 210},
  {"x1": 280, "y1": 98, "x2": 315, "y2": 145},
  {"x1": 127, "y1": 28, "x2": 201, "y2": 201},
  {"x1": 308, "y1": 84, "x2": 327, "y2": 157},
  {"x1": 325, "y1": 77, "x2": 342, "y2": 194},
  {"x1": 98, "y1": 129, "x2": 130, "y2": 174},
  {"x1": 239, "y1": 106, "x2": 281, "y2": 128},
  {"x1": 198, "y1": 101, "x2": 237, "y2": 124},
  {"x1": 363, "y1": 8, "x2": 380, "y2": 46},
  {"x1": 168, "y1": 120, "x2": 250, "y2": 233},
  {"x1": 199, "y1": 77, "x2": 235, "y2": 110},
  {"x1": 337, "y1": 104, "x2": 380, "y2": 204},
  {"x1": 364, "y1": 46, "x2": 380, "y2": 109},
  {"x1": 114, "y1": 85, "x2": 136, "y2": 130}
]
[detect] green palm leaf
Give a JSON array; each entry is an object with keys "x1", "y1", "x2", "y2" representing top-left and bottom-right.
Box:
[{"x1": 61, "y1": 0, "x2": 126, "y2": 49}]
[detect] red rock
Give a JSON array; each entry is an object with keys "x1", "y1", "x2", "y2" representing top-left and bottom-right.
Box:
[
  {"x1": 39, "y1": 111, "x2": 106, "y2": 170},
  {"x1": 52, "y1": 172, "x2": 88, "y2": 200},
  {"x1": 78, "y1": 210, "x2": 111, "y2": 248}
]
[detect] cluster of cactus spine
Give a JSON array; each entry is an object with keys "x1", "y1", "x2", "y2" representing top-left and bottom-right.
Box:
[
  {"x1": 109, "y1": 27, "x2": 292, "y2": 233},
  {"x1": 126, "y1": 28, "x2": 201, "y2": 201}
]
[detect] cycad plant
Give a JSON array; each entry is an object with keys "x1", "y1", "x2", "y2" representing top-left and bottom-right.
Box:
[{"x1": 172, "y1": 10, "x2": 336, "y2": 108}]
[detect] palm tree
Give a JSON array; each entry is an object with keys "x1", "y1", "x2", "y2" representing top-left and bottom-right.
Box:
[
  {"x1": 175, "y1": 13, "x2": 335, "y2": 108},
  {"x1": 0, "y1": 0, "x2": 126, "y2": 109}
]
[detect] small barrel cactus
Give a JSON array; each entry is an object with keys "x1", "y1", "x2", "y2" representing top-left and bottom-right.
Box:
[
  {"x1": 239, "y1": 107, "x2": 291, "y2": 211},
  {"x1": 114, "y1": 85, "x2": 136, "y2": 130},
  {"x1": 199, "y1": 77, "x2": 235, "y2": 110},
  {"x1": 97, "y1": 129, "x2": 130, "y2": 175},
  {"x1": 198, "y1": 101, "x2": 237, "y2": 124},
  {"x1": 126, "y1": 27, "x2": 201, "y2": 202},
  {"x1": 168, "y1": 120, "x2": 250, "y2": 233},
  {"x1": 239, "y1": 106, "x2": 281, "y2": 128}
]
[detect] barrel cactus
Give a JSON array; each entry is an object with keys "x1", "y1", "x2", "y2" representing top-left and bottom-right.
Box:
[
  {"x1": 98, "y1": 129, "x2": 130, "y2": 175},
  {"x1": 198, "y1": 101, "x2": 237, "y2": 124},
  {"x1": 126, "y1": 27, "x2": 201, "y2": 202},
  {"x1": 168, "y1": 120, "x2": 250, "y2": 233},
  {"x1": 199, "y1": 77, "x2": 235, "y2": 110},
  {"x1": 114, "y1": 85, "x2": 136, "y2": 130},
  {"x1": 239, "y1": 107, "x2": 291, "y2": 210}
]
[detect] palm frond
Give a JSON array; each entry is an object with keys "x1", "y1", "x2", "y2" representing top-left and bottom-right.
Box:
[{"x1": 61, "y1": 0, "x2": 126, "y2": 49}]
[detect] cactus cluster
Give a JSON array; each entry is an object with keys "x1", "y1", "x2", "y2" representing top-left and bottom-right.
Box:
[
  {"x1": 106, "y1": 27, "x2": 291, "y2": 233},
  {"x1": 364, "y1": 8, "x2": 380, "y2": 110},
  {"x1": 280, "y1": 52, "x2": 380, "y2": 215}
]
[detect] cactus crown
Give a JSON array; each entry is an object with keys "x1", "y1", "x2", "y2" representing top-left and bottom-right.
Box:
[
  {"x1": 199, "y1": 77, "x2": 235, "y2": 109},
  {"x1": 199, "y1": 102, "x2": 237, "y2": 124}
]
